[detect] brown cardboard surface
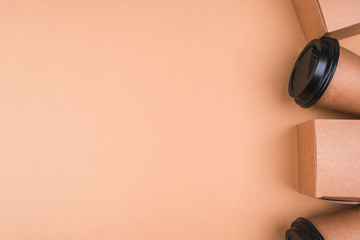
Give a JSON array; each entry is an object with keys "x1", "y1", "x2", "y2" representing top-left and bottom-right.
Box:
[
  {"x1": 319, "y1": 0, "x2": 360, "y2": 32},
  {"x1": 316, "y1": 120, "x2": 360, "y2": 200},
  {"x1": 297, "y1": 120, "x2": 360, "y2": 201},
  {"x1": 297, "y1": 120, "x2": 316, "y2": 197},
  {"x1": 292, "y1": 0, "x2": 326, "y2": 41},
  {"x1": 293, "y1": 0, "x2": 360, "y2": 41}
]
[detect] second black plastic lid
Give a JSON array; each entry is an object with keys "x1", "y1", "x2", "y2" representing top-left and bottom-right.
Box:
[
  {"x1": 285, "y1": 218, "x2": 324, "y2": 240},
  {"x1": 288, "y1": 37, "x2": 340, "y2": 108}
]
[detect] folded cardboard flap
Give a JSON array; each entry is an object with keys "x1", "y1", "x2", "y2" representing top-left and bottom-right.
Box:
[
  {"x1": 292, "y1": 0, "x2": 360, "y2": 41},
  {"x1": 326, "y1": 24, "x2": 360, "y2": 40},
  {"x1": 292, "y1": 0, "x2": 326, "y2": 41},
  {"x1": 297, "y1": 119, "x2": 360, "y2": 202}
]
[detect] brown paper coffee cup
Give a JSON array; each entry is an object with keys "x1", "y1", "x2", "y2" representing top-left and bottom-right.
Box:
[
  {"x1": 288, "y1": 37, "x2": 360, "y2": 115},
  {"x1": 285, "y1": 206, "x2": 360, "y2": 240}
]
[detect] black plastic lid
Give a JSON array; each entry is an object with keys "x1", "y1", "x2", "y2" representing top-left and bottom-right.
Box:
[
  {"x1": 285, "y1": 218, "x2": 325, "y2": 240},
  {"x1": 288, "y1": 37, "x2": 340, "y2": 108}
]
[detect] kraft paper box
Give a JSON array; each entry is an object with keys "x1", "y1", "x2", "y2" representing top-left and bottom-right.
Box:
[
  {"x1": 297, "y1": 119, "x2": 360, "y2": 202},
  {"x1": 292, "y1": 0, "x2": 360, "y2": 41}
]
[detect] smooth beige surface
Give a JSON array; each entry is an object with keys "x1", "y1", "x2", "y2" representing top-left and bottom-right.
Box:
[{"x1": 0, "y1": 1, "x2": 357, "y2": 239}]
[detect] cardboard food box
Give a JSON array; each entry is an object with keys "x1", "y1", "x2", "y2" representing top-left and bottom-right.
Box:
[
  {"x1": 297, "y1": 119, "x2": 360, "y2": 202},
  {"x1": 292, "y1": 0, "x2": 360, "y2": 41}
]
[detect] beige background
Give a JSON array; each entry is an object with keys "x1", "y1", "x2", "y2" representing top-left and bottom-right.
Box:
[{"x1": 0, "y1": 0, "x2": 359, "y2": 239}]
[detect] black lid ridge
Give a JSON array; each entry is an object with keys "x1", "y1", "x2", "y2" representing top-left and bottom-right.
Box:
[
  {"x1": 285, "y1": 218, "x2": 325, "y2": 240},
  {"x1": 288, "y1": 37, "x2": 340, "y2": 108}
]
